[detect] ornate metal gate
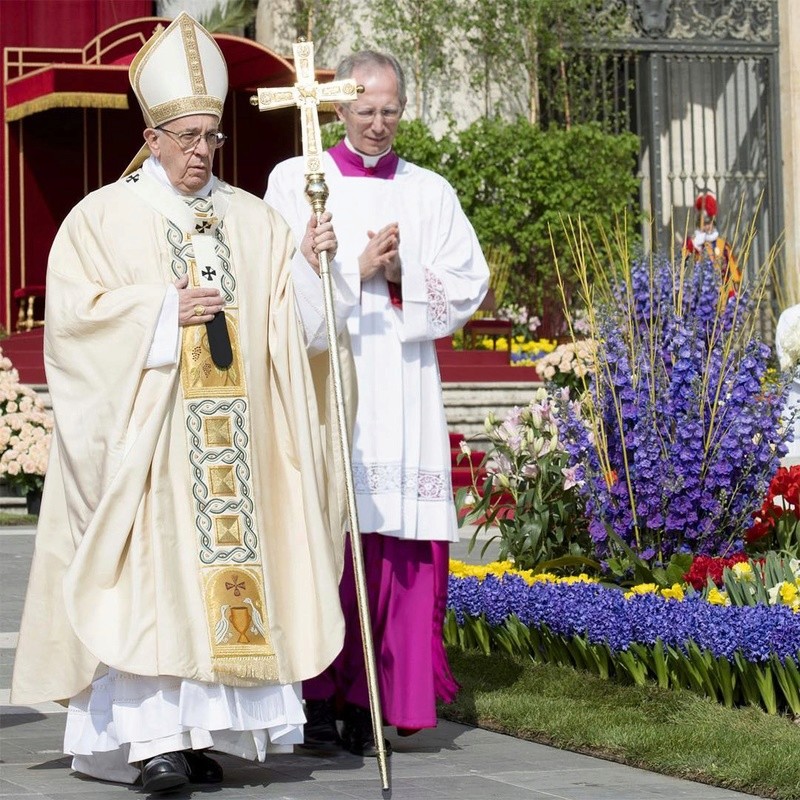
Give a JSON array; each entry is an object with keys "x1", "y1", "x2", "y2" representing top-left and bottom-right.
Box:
[
  {"x1": 630, "y1": 0, "x2": 783, "y2": 285},
  {"x1": 544, "y1": 0, "x2": 784, "y2": 291}
]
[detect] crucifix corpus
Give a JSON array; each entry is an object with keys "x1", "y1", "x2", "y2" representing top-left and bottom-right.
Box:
[{"x1": 251, "y1": 41, "x2": 390, "y2": 793}]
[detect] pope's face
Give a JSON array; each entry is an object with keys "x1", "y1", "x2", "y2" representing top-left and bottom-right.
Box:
[
  {"x1": 144, "y1": 113, "x2": 219, "y2": 195},
  {"x1": 336, "y1": 65, "x2": 405, "y2": 156}
]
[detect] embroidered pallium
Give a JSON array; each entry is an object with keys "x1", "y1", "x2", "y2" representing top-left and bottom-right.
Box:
[
  {"x1": 180, "y1": 314, "x2": 245, "y2": 396},
  {"x1": 168, "y1": 200, "x2": 274, "y2": 679},
  {"x1": 186, "y1": 397, "x2": 259, "y2": 565},
  {"x1": 168, "y1": 211, "x2": 235, "y2": 302},
  {"x1": 204, "y1": 565, "x2": 277, "y2": 680}
]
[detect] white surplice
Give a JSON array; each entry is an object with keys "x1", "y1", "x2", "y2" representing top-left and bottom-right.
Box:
[{"x1": 266, "y1": 146, "x2": 489, "y2": 542}]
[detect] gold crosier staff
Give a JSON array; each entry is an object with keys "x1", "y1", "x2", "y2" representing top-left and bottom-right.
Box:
[{"x1": 251, "y1": 40, "x2": 391, "y2": 792}]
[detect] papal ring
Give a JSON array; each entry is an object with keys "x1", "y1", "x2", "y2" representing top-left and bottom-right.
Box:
[{"x1": 194, "y1": 304, "x2": 205, "y2": 316}]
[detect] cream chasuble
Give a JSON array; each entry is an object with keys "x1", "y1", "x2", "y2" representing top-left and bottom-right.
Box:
[{"x1": 11, "y1": 170, "x2": 353, "y2": 706}]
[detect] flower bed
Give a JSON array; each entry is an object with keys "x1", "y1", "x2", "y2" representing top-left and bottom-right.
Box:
[
  {"x1": 451, "y1": 226, "x2": 799, "y2": 721},
  {"x1": 447, "y1": 560, "x2": 800, "y2": 715},
  {"x1": 471, "y1": 334, "x2": 558, "y2": 366}
]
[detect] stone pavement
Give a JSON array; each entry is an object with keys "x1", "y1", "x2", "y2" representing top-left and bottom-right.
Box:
[{"x1": 1, "y1": 524, "x2": 760, "y2": 799}]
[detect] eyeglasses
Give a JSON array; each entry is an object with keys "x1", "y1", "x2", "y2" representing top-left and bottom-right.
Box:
[
  {"x1": 347, "y1": 107, "x2": 402, "y2": 122},
  {"x1": 157, "y1": 127, "x2": 228, "y2": 153}
]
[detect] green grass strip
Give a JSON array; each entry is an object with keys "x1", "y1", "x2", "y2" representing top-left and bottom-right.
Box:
[
  {"x1": 441, "y1": 647, "x2": 800, "y2": 800},
  {"x1": 0, "y1": 512, "x2": 37, "y2": 526}
]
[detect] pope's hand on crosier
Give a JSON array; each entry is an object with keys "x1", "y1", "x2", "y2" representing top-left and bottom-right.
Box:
[{"x1": 301, "y1": 211, "x2": 337, "y2": 274}]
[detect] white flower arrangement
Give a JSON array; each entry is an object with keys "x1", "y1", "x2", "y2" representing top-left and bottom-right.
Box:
[
  {"x1": 534, "y1": 339, "x2": 596, "y2": 391},
  {"x1": 0, "y1": 347, "x2": 52, "y2": 495},
  {"x1": 766, "y1": 560, "x2": 800, "y2": 612},
  {"x1": 776, "y1": 303, "x2": 800, "y2": 372},
  {"x1": 496, "y1": 303, "x2": 541, "y2": 337}
]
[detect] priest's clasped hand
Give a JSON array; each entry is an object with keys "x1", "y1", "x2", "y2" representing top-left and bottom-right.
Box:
[
  {"x1": 301, "y1": 211, "x2": 337, "y2": 273},
  {"x1": 359, "y1": 222, "x2": 401, "y2": 284},
  {"x1": 175, "y1": 273, "x2": 225, "y2": 326}
]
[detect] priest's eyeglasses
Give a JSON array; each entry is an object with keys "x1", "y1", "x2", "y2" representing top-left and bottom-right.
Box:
[
  {"x1": 158, "y1": 127, "x2": 228, "y2": 153},
  {"x1": 348, "y1": 107, "x2": 401, "y2": 121}
]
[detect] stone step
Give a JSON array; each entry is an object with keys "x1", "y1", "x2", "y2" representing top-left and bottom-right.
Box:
[
  {"x1": 442, "y1": 381, "x2": 541, "y2": 403},
  {"x1": 442, "y1": 380, "x2": 541, "y2": 447},
  {"x1": 0, "y1": 499, "x2": 28, "y2": 514},
  {"x1": 0, "y1": 491, "x2": 29, "y2": 514}
]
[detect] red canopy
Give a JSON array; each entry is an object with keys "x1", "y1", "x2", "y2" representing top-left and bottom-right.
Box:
[{"x1": 1, "y1": 14, "x2": 311, "y2": 335}]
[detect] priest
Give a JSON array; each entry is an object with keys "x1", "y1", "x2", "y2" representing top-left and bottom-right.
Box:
[
  {"x1": 11, "y1": 12, "x2": 355, "y2": 795},
  {"x1": 265, "y1": 50, "x2": 489, "y2": 756}
]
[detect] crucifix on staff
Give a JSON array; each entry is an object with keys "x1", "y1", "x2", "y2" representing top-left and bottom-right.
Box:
[{"x1": 251, "y1": 40, "x2": 391, "y2": 792}]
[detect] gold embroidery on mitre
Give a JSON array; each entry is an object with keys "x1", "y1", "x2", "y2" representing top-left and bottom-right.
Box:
[
  {"x1": 214, "y1": 514, "x2": 242, "y2": 545},
  {"x1": 180, "y1": 312, "x2": 245, "y2": 397},
  {"x1": 149, "y1": 96, "x2": 224, "y2": 127},
  {"x1": 204, "y1": 416, "x2": 232, "y2": 447},
  {"x1": 205, "y1": 566, "x2": 277, "y2": 680},
  {"x1": 180, "y1": 14, "x2": 207, "y2": 95}
]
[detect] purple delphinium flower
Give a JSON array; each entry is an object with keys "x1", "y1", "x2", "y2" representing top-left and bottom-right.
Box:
[{"x1": 561, "y1": 256, "x2": 791, "y2": 562}]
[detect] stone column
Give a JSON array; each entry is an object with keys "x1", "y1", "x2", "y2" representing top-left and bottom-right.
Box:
[
  {"x1": 779, "y1": 0, "x2": 800, "y2": 306},
  {"x1": 255, "y1": 0, "x2": 292, "y2": 52}
]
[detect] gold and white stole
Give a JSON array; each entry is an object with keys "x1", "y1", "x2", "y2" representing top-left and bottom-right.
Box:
[{"x1": 123, "y1": 170, "x2": 278, "y2": 682}]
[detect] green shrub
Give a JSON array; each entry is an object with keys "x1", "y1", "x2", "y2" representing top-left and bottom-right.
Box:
[{"x1": 322, "y1": 116, "x2": 641, "y2": 330}]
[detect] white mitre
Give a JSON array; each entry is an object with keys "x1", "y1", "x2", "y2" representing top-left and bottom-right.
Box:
[{"x1": 122, "y1": 12, "x2": 228, "y2": 175}]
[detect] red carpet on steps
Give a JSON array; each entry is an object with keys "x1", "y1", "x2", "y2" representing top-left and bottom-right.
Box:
[
  {"x1": 435, "y1": 336, "x2": 539, "y2": 382},
  {"x1": 1, "y1": 329, "x2": 45, "y2": 384},
  {"x1": 2, "y1": 330, "x2": 539, "y2": 388}
]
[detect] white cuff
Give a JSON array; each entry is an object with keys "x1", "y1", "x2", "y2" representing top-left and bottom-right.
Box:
[
  {"x1": 291, "y1": 252, "x2": 357, "y2": 354},
  {"x1": 145, "y1": 285, "x2": 180, "y2": 369}
]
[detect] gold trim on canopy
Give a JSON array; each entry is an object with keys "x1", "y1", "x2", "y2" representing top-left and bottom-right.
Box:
[{"x1": 5, "y1": 92, "x2": 128, "y2": 122}]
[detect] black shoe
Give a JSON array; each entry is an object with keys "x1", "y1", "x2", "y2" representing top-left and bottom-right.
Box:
[
  {"x1": 140, "y1": 751, "x2": 190, "y2": 793},
  {"x1": 183, "y1": 750, "x2": 224, "y2": 784},
  {"x1": 341, "y1": 703, "x2": 392, "y2": 758},
  {"x1": 300, "y1": 698, "x2": 341, "y2": 751}
]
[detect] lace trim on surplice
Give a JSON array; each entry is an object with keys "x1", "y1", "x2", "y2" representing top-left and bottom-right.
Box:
[
  {"x1": 353, "y1": 463, "x2": 450, "y2": 501},
  {"x1": 425, "y1": 269, "x2": 449, "y2": 336}
]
